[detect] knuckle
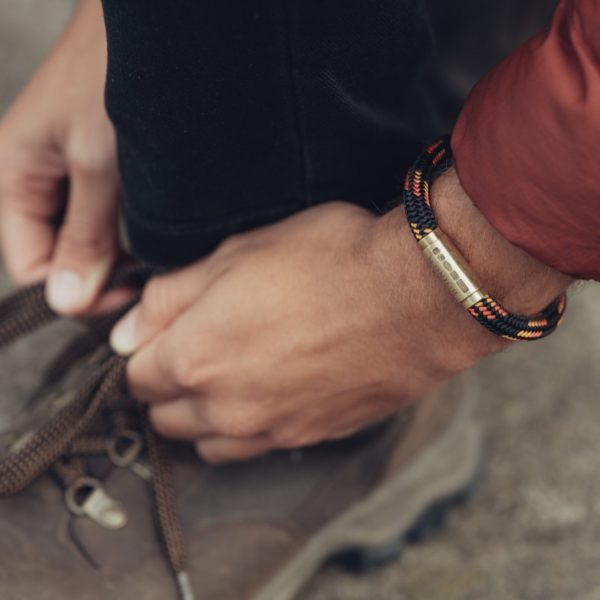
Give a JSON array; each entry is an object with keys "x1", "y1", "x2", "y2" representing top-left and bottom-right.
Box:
[
  {"x1": 151, "y1": 341, "x2": 200, "y2": 392},
  {"x1": 151, "y1": 340, "x2": 173, "y2": 380},
  {"x1": 140, "y1": 277, "x2": 174, "y2": 325},
  {"x1": 213, "y1": 234, "x2": 245, "y2": 261},
  {"x1": 150, "y1": 405, "x2": 208, "y2": 440},
  {"x1": 271, "y1": 427, "x2": 313, "y2": 450},
  {"x1": 0, "y1": 173, "x2": 58, "y2": 219},
  {"x1": 208, "y1": 406, "x2": 263, "y2": 438},
  {"x1": 58, "y1": 221, "x2": 115, "y2": 258},
  {"x1": 195, "y1": 442, "x2": 227, "y2": 465},
  {"x1": 218, "y1": 234, "x2": 242, "y2": 252},
  {"x1": 68, "y1": 135, "x2": 117, "y2": 176},
  {"x1": 270, "y1": 428, "x2": 297, "y2": 449},
  {"x1": 149, "y1": 407, "x2": 179, "y2": 439},
  {"x1": 170, "y1": 355, "x2": 203, "y2": 391},
  {"x1": 69, "y1": 151, "x2": 114, "y2": 177}
]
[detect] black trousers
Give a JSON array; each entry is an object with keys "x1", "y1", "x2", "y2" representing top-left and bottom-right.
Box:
[{"x1": 100, "y1": 0, "x2": 556, "y2": 267}]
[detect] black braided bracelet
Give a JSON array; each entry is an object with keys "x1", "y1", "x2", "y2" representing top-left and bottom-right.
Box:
[{"x1": 403, "y1": 137, "x2": 566, "y2": 341}]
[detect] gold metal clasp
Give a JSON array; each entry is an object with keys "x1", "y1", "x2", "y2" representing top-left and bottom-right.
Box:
[{"x1": 418, "y1": 230, "x2": 486, "y2": 309}]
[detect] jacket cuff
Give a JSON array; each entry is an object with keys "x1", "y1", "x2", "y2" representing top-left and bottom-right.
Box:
[{"x1": 451, "y1": 0, "x2": 600, "y2": 281}]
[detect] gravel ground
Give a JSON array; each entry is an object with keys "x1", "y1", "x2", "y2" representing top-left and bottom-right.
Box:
[{"x1": 2, "y1": 3, "x2": 600, "y2": 599}]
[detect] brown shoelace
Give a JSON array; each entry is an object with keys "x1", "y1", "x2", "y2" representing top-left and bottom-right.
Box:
[{"x1": 0, "y1": 264, "x2": 194, "y2": 600}]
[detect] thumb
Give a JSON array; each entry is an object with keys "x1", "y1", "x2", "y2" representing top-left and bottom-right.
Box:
[
  {"x1": 110, "y1": 260, "x2": 208, "y2": 356},
  {"x1": 45, "y1": 163, "x2": 120, "y2": 314}
]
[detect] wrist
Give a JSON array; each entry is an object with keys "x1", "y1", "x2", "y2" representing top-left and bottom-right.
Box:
[
  {"x1": 366, "y1": 166, "x2": 572, "y2": 363},
  {"x1": 430, "y1": 168, "x2": 573, "y2": 315},
  {"x1": 367, "y1": 200, "x2": 507, "y2": 367}
]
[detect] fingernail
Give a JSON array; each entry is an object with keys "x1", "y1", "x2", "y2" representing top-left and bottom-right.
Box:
[
  {"x1": 110, "y1": 308, "x2": 138, "y2": 356},
  {"x1": 46, "y1": 270, "x2": 85, "y2": 312}
]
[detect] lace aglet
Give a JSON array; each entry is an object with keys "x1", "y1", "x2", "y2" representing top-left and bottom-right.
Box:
[{"x1": 177, "y1": 571, "x2": 195, "y2": 600}]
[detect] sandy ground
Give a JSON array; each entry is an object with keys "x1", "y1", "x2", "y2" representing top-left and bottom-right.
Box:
[{"x1": 1, "y1": 2, "x2": 600, "y2": 599}]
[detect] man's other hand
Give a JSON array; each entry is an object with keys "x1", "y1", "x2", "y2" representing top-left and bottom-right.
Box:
[{"x1": 0, "y1": 0, "x2": 124, "y2": 315}]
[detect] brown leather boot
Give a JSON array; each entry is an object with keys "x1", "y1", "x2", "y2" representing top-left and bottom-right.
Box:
[{"x1": 0, "y1": 278, "x2": 482, "y2": 600}]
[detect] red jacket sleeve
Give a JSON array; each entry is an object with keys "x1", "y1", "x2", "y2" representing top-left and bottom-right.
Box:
[{"x1": 451, "y1": 0, "x2": 600, "y2": 281}]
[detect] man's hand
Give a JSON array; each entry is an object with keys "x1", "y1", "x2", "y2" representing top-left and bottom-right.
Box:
[
  {"x1": 110, "y1": 171, "x2": 571, "y2": 464},
  {"x1": 0, "y1": 0, "x2": 123, "y2": 314}
]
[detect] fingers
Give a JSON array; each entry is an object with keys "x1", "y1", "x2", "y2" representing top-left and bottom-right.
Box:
[
  {"x1": 149, "y1": 399, "x2": 214, "y2": 439},
  {"x1": 86, "y1": 286, "x2": 138, "y2": 316},
  {"x1": 124, "y1": 300, "x2": 210, "y2": 402},
  {"x1": 194, "y1": 436, "x2": 273, "y2": 464},
  {"x1": 45, "y1": 162, "x2": 120, "y2": 314},
  {"x1": 125, "y1": 331, "x2": 186, "y2": 402},
  {"x1": 149, "y1": 398, "x2": 273, "y2": 463},
  {"x1": 110, "y1": 260, "x2": 209, "y2": 356},
  {"x1": 0, "y1": 167, "x2": 63, "y2": 284}
]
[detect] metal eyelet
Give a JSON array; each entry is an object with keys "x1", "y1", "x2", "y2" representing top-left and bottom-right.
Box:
[
  {"x1": 106, "y1": 430, "x2": 143, "y2": 468},
  {"x1": 107, "y1": 430, "x2": 152, "y2": 481},
  {"x1": 64, "y1": 477, "x2": 128, "y2": 530}
]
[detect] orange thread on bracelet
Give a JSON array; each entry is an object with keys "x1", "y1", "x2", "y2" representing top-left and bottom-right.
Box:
[{"x1": 403, "y1": 137, "x2": 567, "y2": 342}]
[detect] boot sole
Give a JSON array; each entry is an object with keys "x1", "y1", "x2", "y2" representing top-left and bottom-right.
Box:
[{"x1": 253, "y1": 395, "x2": 483, "y2": 600}]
